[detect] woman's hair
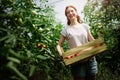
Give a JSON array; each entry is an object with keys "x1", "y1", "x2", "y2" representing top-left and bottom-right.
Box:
[{"x1": 65, "y1": 5, "x2": 83, "y2": 25}]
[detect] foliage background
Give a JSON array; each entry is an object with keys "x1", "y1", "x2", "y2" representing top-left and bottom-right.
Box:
[{"x1": 84, "y1": 0, "x2": 120, "y2": 80}]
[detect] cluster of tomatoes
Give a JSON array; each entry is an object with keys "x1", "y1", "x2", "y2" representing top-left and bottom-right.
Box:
[
  {"x1": 64, "y1": 52, "x2": 80, "y2": 59},
  {"x1": 36, "y1": 43, "x2": 46, "y2": 48}
]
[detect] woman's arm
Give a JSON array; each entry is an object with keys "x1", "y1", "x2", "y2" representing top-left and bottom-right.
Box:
[
  {"x1": 56, "y1": 35, "x2": 65, "y2": 56},
  {"x1": 88, "y1": 31, "x2": 95, "y2": 41}
]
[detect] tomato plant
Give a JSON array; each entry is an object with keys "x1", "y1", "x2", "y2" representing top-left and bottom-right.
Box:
[{"x1": 0, "y1": 0, "x2": 72, "y2": 80}]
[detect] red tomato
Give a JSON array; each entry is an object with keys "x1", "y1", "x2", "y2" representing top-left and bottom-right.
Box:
[
  {"x1": 74, "y1": 52, "x2": 79, "y2": 57},
  {"x1": 42, "y1": 45, "x2": 46, "y2": 48},
  {"x1": 65, "y1": 56, "x2": 71, "y2": 59},
  {"x1": 36, "y1": 43, "x2": 41, "y2": 47}
]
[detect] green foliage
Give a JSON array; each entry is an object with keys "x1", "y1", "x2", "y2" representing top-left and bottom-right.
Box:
[
  {"x1": 0, "y1": 0, "x2": 71, "y2": 80},
  {"x1": 84, "y1": 0, "x2": 120, "y2": 79}
]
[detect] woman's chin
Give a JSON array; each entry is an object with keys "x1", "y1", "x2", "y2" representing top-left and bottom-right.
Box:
[{"x1": 70, "y1": 18, "x2": 76, "y2": 21}]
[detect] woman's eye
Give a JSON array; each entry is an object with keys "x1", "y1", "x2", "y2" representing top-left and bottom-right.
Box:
[
  {"x1": 67, "y1": 11, "x2": 70, "y2": 14},
  {"x1": 67, "y1": 10, "x2": 73, "y2": 14}
]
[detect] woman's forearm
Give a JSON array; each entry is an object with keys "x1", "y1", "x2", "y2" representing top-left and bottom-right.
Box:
[
  {"x1": 56, "y1": 35, "x2": 65, "y2": 56},
  {"x1": 56, "y1": 44, "x2": 63, "y2": 56}
]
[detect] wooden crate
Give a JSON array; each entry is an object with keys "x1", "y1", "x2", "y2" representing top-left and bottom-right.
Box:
[{"x1": 62, "y1": 37, "x2": 107, "y2": 65}]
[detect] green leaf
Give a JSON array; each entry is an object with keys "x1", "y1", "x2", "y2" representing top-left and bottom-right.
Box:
[
  {"x1": 7, "y1": 61, "x2": 28, "y2": 80},
  {"x1": 7, "y1": 57, "x2": 20, "y2": 64},
  {"x1": 9, "y1": 49, "x2": 23, "y2": 59},
  {"x1": 29, "y1": 65, "x2": 36, "y2": 77},
  {"x1": 37, "y1": 55, "x2": 47, "y2": 60},
  {"x1": 0, "y1": 35, "x2": 9, "y2": 42}
]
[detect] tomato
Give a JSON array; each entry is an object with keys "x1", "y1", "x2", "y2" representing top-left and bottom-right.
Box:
[
  {"x1": 65, "y1": 56, "x2": 71, "y2": 59},
  {"x1": 70, "y1": 55, "x2": 74, "y2": 58},
  {"x1": 42, "y1": 45, "x2": 46, "y2": 48},
  {"x1": 74, "y1": 52, "x2": 79, "y2": 57},
  {"x1": 99, "y1": 31, "x2": 104, "y2": 34},
  {"x1": 36, "y1": 43, "x2": 41, "y2": 47}
]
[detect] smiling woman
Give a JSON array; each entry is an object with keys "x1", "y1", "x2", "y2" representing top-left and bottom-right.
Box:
[{"x1": 56, "y1": 5, "x2": 98, "y2": 80}]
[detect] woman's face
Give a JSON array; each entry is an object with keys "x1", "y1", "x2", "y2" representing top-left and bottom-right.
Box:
[{"x1": 66, "y1": 7, "x2": 78, "y2": 21}]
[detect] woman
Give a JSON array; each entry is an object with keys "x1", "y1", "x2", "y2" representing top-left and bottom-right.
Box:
[{"x1": 56, "y1": 5, "x2": 98, "y2": 80}]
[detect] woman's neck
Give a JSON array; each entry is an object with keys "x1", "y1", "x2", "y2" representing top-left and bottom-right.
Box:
[{"x1": 70, "y1": 19, "x2": 80, "y2": 26}]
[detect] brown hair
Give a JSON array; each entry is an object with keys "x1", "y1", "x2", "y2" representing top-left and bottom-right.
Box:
[{"x1": 65, "y1": 5, "x2": 83, "y2": 25}]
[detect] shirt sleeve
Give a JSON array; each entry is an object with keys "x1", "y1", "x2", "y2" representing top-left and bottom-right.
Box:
[
  {"x1": 83, "y1": 23, "x2": 90, "y2": 33},
  {"x1": 61, "y1": 26, "x2": 67, "y2": 37}
]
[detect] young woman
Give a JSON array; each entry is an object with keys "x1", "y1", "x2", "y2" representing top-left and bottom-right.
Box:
[{"x1": 56, "y1": 5, "x2": 98, "y2": 80}]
